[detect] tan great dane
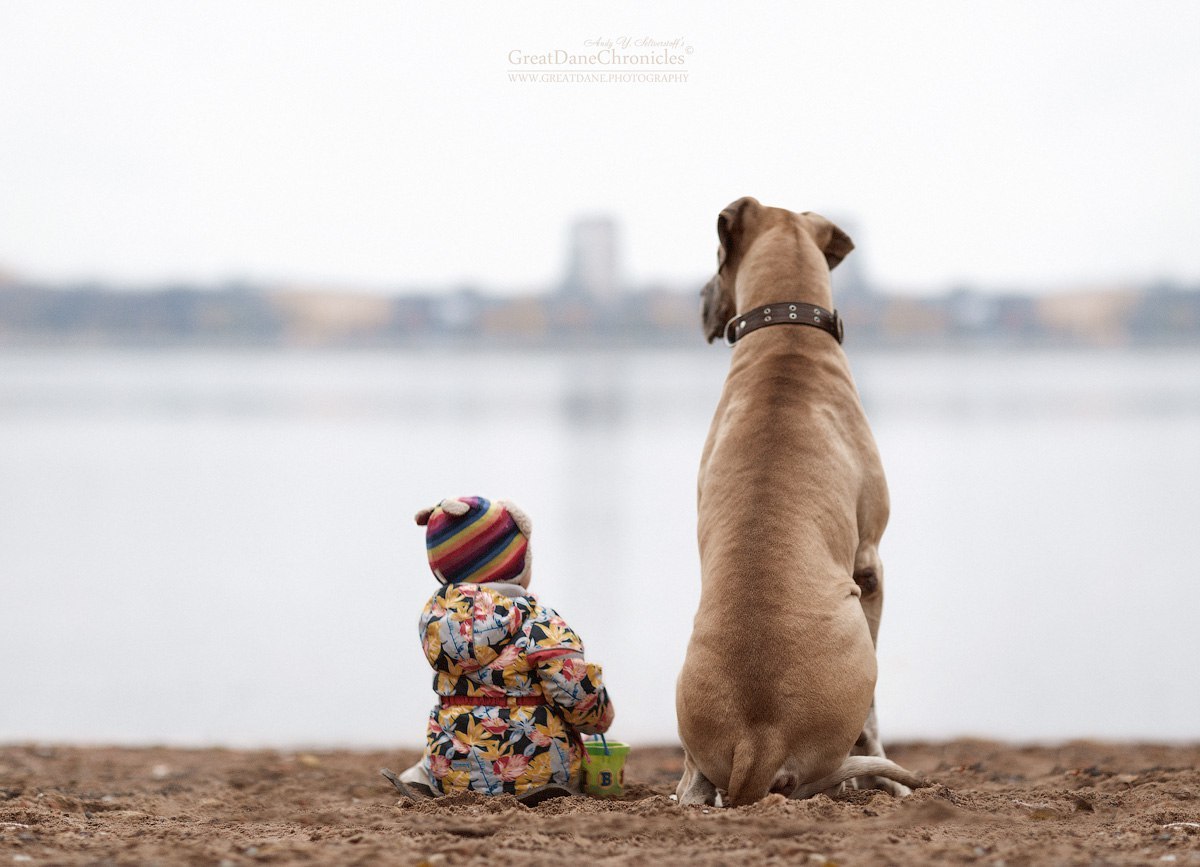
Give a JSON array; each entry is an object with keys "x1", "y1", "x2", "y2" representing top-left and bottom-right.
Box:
[{"x1": 675, "y1": 197, "x2": 925, "y2": 806}]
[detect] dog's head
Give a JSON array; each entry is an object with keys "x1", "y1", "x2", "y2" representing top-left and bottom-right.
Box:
[{"x1": 701, "y1": 197, "x2": 855, "y2": 343}]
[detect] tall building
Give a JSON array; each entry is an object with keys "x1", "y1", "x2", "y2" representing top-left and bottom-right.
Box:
[{"x1": 561, "y1": 216, "x2": 621, "y2": 300}]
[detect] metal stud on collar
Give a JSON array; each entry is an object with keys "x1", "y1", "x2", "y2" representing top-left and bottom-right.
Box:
[{"x1": 723, "y1": 302, "x2": 844, "y2": 347}]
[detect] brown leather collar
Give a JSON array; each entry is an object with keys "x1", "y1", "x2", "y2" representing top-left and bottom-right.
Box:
[{"x1": 723, "y1": 302, "x2": 844, "y2": 347}]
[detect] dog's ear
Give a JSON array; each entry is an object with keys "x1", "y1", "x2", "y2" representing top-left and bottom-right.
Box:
[
  {"x1": 716, "y1": 196, "x2": 757, "y2": 276},
  {"x1": 824, "y1": 223, "x2": 854, "y2": 270},
  {"x1": 701, "y1": 274, "x2": 733, "y2": 343},
  {"x1": 802, "y1": 212, "x2": 855, "y2": 271},
  {"x1": 703, "y1": 197, "x2": 757, "y2": 343},
  {"x1": 414, "y1": 507, "x2": 434, "y2": 526}
]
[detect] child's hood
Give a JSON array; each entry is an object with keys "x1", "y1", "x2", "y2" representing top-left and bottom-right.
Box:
[{"x1": 423, "y1": 582, "x2": 530, "y2": 668}]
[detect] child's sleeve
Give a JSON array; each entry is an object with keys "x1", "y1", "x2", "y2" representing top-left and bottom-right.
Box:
[{"x1": 525, "y1": 606, "x2": 615, "y2": 734}]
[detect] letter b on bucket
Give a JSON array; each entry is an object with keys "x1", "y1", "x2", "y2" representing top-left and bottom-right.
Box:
[{"x1": 583, "y1": 741, "x2": 629, "y2": 798}]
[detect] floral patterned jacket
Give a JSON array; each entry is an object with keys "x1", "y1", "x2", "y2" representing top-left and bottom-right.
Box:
[{"x1": 418, "y1": 582, "x2": 614, "y2": 796}]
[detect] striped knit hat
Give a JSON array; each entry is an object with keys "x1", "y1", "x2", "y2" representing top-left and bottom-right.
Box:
[{"x1": 414, "y1": 496, "x2": 531, "y2": 585}]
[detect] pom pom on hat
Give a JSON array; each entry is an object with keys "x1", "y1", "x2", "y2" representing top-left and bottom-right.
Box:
[{"x1": 417, "y1": 496, "x2": 531, "y2": 585}]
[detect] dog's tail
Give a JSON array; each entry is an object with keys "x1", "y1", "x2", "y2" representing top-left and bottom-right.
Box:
[
  {"x1": 725, "y1": 737, "x2": 788, "y2": 807},
  {"x1": 790, "y1": 756, "x2": 929, "y2": 800}
]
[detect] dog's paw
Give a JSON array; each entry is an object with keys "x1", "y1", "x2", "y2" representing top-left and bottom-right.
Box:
[{"x1": 676, "y1": 773, "x2": 721, "y2": 806}]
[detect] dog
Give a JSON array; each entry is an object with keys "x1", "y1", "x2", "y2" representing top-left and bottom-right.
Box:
[{"x1": 675, "y1": 197, "x2": 925, "y2": 806}]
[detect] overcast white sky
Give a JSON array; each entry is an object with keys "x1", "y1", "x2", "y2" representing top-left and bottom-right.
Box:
[{"x1": 2, "y1": 1, "x2": 1198, "y2": 294}]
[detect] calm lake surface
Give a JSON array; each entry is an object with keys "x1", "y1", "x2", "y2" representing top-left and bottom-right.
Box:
[{"x1": 2, "y1": 347, "x2": 1198, "y2": 746}]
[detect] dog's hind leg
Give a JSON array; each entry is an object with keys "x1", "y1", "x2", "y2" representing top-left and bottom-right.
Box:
[
  {"x1": 850, "y1": 703, "x2": 912, "y2": 796},
  {"x1": 675, "y1": 750, "x2": 720, "y2": 806},
  {"x1": 849, "y1": 552, "x2": 911, "y2": 796},
  {"x1": 791, "y1": 756, "x2": 926, "y2": 800}
]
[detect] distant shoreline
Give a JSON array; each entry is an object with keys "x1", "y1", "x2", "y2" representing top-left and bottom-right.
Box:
[{"x1": 3, "y1": 280, "x2": 1199, "y2": 349}]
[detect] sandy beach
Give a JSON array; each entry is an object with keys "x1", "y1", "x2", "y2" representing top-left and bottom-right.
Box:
[{"x1": 3, "y1": 740, "x2": 1199, "y2": 865}]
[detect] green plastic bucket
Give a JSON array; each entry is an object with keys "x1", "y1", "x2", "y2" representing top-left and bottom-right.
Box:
[{"x1": 583, "y1": 740, "x2": 630, "y2": 798}]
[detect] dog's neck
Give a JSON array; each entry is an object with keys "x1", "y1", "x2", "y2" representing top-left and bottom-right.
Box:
[{"x1": 733, "y1": 228, "x2": 834, "y2": 314}]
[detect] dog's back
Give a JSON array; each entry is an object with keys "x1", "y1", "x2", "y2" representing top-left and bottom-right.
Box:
[{"x1": 680, "y1": 329, "x2": 882, "y2": 803}]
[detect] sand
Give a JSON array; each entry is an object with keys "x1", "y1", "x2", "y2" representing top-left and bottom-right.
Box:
[{"x1": 3, "y1": 740, "x2": 1199, "y2": 865}]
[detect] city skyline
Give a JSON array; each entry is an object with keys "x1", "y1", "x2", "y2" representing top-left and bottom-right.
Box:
[
  {"x1": 3, "y1": 254, "x2": 1196, "y2": 349},
  {"x1": 1, "y1": 208, "x2": 1188, "y2": 302}
]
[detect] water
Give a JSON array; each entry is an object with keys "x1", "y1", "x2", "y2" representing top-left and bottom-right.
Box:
[{"x1": 2, "y1": 347, "x2": 1198, "y2": 746}]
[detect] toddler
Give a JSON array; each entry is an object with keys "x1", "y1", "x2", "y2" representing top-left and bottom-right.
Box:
[{"x1": 385, "y1": 496, "x2": 614, "y2": 802}]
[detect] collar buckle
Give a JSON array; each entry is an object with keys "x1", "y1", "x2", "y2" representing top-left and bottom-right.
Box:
[{"x1": 722, "y1": 314, "x2": 742, "y2": 347}]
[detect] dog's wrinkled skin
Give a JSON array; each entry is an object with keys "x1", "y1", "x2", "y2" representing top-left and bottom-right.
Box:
[{"x1": 676, "y1": 197, "x2": 926, "y2": 806}]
